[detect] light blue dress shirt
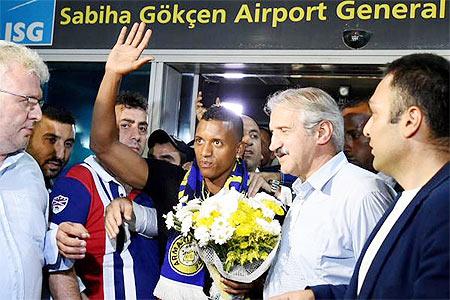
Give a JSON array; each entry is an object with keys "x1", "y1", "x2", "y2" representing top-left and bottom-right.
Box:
[
  {"x1": 264, "y1": 152, "x2": 396, "y2": 298},
  {"x1": 0, "y1": 151, "x2": 59, "y2": 299}
]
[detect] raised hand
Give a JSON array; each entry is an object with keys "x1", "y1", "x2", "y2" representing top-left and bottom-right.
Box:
[
  {"x1": 195, "y1": 91, "x2": 221, "y2": 121},
  {"x1": 105, "y1": 22, "x2": 153, "y2": 76}
]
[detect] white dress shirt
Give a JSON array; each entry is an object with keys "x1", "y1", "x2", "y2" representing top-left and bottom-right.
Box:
[
  {"x1": 0, "y1": 152, "x2": 58, "y2": 299},
  {"x1": 264, "y1": 152, "x2": 396, "y2": 298},
  {"x1": 357, "y1": 187, "x2": 420, "y2": 294}
]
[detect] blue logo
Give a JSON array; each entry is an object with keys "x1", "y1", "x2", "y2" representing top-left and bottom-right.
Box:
[{"x1": 0, "y1": 0, "x2": 56, "y2": 45}]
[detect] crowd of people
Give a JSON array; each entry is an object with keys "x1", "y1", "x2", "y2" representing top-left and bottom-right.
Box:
[{"x1": 0, "y1": 22, "x2": 448, "y2": 300}]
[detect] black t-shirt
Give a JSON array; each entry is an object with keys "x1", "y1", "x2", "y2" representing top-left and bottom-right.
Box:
[{"x1": 143, "y1": 158, "x2": 186, "y2": 252}]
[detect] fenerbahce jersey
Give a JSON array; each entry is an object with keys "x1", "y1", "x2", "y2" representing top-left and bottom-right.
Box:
[{"x1": 49, "y1": 155, "x2": 160, "y2": 299}]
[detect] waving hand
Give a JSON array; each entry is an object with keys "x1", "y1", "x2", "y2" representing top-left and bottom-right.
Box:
[{"x1": 105, "y1": 22, "x2": 154, "y2": 76}]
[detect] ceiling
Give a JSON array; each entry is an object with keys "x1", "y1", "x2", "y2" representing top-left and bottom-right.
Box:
[{"x1": 170, "y1": 62, "x2": 385, "y2": 124}]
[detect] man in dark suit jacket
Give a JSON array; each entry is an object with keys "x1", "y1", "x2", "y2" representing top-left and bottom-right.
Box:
[{"x1": 270, "y1": 54, "x2": 449, "y2": 300}]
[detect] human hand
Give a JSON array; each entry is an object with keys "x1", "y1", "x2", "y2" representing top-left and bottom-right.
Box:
[
  {"x1": 248, "y1": 172, "x2": 273, "y2": 197},
  {"x1": 104, "y1": 197, "x2": 135, "y2": 239},
  {"x1": 195, "y1": 91, "x2": 221, "y2": 121},
  {"x1": 57, "y1": 222, "x2": 90, "y2": 260},
  {"x1": 221, "y1": 277, "x2": 254, "y2": 296},
  {"x1": 105, "y1": 22, "x2": 153, "y2": 76},
  {"x1": 269, "y1": 290, "x2": 315, "y2": 300}
]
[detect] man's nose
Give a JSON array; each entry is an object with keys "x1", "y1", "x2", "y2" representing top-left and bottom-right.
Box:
[
  {"x1": 269, "y1": 134, "x2": 279, "y2": 152},
  {"x1": 201, "y1": 143, "x2": 212, "y2": 156},
  {"x1": 55, "y1": 143, "x2": 65, "y2": 160}
]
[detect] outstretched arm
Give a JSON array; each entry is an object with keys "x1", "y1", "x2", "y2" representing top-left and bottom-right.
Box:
[{"x1": 90, "y1": 22, "x2": 153, "y2": 189}]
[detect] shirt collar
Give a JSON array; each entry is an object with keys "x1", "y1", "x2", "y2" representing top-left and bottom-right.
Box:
[
  {"x1": 0, "y1": 151, "x2": 25, "y2": 173},
  {"x1": 84, "y1": 155, "x2": 120, "y2": 184},
  {"x1": 307, "y1": 151, "x2": 347, "y2": 191},
  {"x1": 293, "y1": 151, "x2": 347, "y2": 197}
]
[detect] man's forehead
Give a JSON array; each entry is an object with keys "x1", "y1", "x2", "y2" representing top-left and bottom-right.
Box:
[
  {"x1": 269, "y1": 105, "x2": 298, "y2": 128},
  {"x1": 370, "y1": 74, "x2": 394, "y2": 106},
  {"x1": 39, "y1": 117, "x2": 75, "y2": 137},
  {"x1": 342, "y1": 102, "x2": 371, "y2": 117},
  {"x1": 116, "y1": 106, "x2": 148, "y2": 122}
]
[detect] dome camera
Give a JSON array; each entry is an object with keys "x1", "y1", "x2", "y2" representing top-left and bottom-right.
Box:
[{"x1": 342, "y1": 29, "x2": 372, "y2": 49}]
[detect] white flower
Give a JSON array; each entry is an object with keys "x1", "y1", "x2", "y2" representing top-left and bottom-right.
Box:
[
  {"x1": 180, "y1": 213, "x2": 193, "y2": 236},
  {"x1": 179, "y1": 195, "x2": 189, "y2": 204},
  {"x1": 256, "y1": 218, "x2": 281, "y2": 235},
  {"x1": 194, "y1": 226, "x2": 211, "y2": 247},
  {"x1": 198, "y1": 189, "x2": 239, "y2": 219},
  {"x1": 164, "y1": 211, "x2": 175, "y2": 229},
  {"x1": 261, "y1": 205, "x2": 275, "y2": 219},
  {"x1": 210, "y1": 216, "x2": 235, "y2": 245}
]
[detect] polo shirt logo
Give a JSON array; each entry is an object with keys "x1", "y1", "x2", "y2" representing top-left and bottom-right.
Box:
[{"x1": 52, "y1": 195, "x2": 69, "y2": 214}]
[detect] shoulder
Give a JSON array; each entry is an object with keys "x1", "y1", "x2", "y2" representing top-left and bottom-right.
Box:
[
  {"x1": 52, "y1": 163, "x2": 95, "y2": 193},
  {"x1": 145, "y1": 157, "x2": 186, "y2": 179},
  {"x1": 417, "y1": 178, "x2": 449, "y2": 222},
  {"x1": 18, "y1": 152, "x2": 44, "y2": 178},
  {"x1": 336, "y1": 163, "x2": 395, "y2": 198}
]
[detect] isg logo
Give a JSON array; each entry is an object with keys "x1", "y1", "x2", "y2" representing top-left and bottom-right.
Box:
[{"x1": 0, "y1": 0, "x2": 56, "y2": 45}]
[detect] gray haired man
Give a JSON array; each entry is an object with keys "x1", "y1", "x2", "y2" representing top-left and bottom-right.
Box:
[{"x1": 264, "y1": 87, "x2": 396, "y2": 298}]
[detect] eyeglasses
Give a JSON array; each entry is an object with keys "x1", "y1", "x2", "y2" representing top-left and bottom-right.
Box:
[{"x1": 0, "y1": 88, "x2": 44, "y2": 107}]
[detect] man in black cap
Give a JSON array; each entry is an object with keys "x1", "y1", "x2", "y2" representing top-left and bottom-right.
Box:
[{"x1": 147, "y1": 129, "x2": 194, "y2": 167}]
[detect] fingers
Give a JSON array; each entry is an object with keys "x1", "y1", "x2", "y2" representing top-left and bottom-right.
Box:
[
  {"x1": 116, "y1": 26, "x2": 128, "y2": 46},
  {"x1": 196, "y1": 91, "x2": 206, "y2": 121},
  {"x1": 221, "y1": 278, "x2": 252, "y2": 295},
  {"x1": 57, "y1": 222, "x2": 89, "y2": 260},
  {"x1": 137, "y1": 28, "x2": 153, "y2": 51},
  {"x1": 104, "y1": 201, "x2": 122, "y2": 239},
  {"x1": 121, "y1": 198, "x2": 134, "y2": 221},
  {"x1": 124, "y1": 22, "x2": 139, "y2": 45},
  {"x1": 196, "y1": 91, "x2": 203, "y2": 106},
  {"x1": 59, "y1": 222, "x2": 90, "y2": 239},
  {"x1": 133, "y1": 56, "x2": 154, "y2": 70},
  {"x1": 248, "y1": 173, "x2": 262, "y2": 197},
  {"x1": 132, "y1": 22, "x2": 146, "y2": 47}
]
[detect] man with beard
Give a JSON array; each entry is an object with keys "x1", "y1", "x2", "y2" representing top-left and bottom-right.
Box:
[
  {"x1": 48, "y1": 91, "x2": 161, "y2": 299},
  {"x1": 27, "y1": 105, "x2": 76, "y2": 190}
]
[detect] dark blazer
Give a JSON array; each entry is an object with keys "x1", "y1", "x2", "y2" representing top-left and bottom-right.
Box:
[{"x1": 311, "y1": 163, "x2": 449, "y2": 299}]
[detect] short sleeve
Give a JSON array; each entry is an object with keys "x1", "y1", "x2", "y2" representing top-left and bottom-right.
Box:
[{"x1": 49, "y1": 176, "x2": 92, "y2": 225}]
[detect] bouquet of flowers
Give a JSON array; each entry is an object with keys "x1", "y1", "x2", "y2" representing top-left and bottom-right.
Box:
[{"x1": 164, "y1": 188, "x2": 284, "y2": 299}]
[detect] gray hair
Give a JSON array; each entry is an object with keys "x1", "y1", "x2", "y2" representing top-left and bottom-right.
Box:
[
  {"x1": 0, "y1": 40, "x2": 49, "y2": 84},
  {"x1": 265, "y1": 87, "x2": 344, "y2": 151}
]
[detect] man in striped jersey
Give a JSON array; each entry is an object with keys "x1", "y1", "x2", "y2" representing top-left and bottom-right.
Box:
[{"x1": 48, "y1": 92, "x2": 160, "y2": 299}]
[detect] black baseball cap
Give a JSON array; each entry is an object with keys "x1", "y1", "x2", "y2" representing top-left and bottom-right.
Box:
[{"x1": 148, "y1": 129, "x2": 194, "y2": 162}]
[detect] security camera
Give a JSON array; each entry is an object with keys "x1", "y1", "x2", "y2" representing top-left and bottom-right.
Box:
[{"x1": 342, "y1": 29, "x2": 372, "y2": 49}]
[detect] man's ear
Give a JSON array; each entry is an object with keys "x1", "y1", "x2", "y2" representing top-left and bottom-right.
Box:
[
  {"x1": 401, "y1": 106, "x2": 423, "y2": 138},
  {"x1": 316, "y1": 120, "x2": 333, "y2": 145},
  {"x1": 236, "y1": 142, "x2": 245, "y2": 159}
]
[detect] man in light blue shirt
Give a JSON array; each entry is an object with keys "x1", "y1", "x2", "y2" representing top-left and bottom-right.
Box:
[
  {"x1": 263, "y1": 87, "x2": 396, "y2": 299},
  {"x1": 0, "y1": 41, "x2": 87, "y2": 299}
]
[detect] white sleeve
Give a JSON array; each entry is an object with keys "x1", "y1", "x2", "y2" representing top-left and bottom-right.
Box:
[
  {"x1": 45, "y1": 222, "x2": 75, "y2": 271},
  {"x1": 350, "y1": 190, "x2": 395, "y2": 257},
  {"x1": 129, "y1": 201, "x2": 158, "y2": 238}
]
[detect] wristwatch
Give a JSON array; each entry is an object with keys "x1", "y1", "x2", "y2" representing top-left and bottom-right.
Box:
[{"x1": 268, "y1": 179, "x2": 281, "y2": 194}]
